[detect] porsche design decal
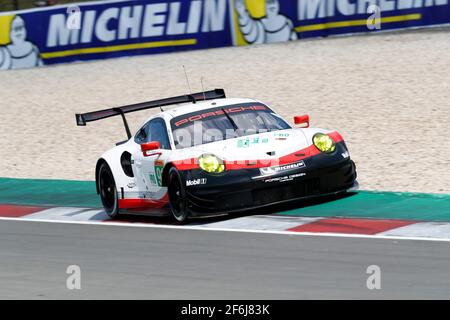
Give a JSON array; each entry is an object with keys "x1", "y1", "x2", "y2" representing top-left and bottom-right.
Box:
[
  {"x1": 264, "y1": 172, "x2": 306, "y2": 183},
  {"x1": 173, "y1": 105, "x2": 267, "y2": 128}
]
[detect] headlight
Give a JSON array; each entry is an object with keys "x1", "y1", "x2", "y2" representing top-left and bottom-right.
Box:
[
  {"x1": 198, "y1": 154, "x2": 225, "y2": 173},
  {"x1": 313, "y1": 133, "x2": 336, "y2": 153}
]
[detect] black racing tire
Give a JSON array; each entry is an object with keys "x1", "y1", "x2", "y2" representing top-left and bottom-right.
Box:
[
  {"x1": 167, "y1": 167, "x2": 189, "y2": 222},
  {"x1": 98, "y1": 162, "x2": 119, "y2": 218}
]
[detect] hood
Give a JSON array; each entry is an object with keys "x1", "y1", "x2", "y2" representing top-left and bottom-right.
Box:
[{"x1": 188, "y1": 128, "x2": 312, "y2": 161}]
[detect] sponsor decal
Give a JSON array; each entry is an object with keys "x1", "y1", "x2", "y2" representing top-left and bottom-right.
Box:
[
  {"x1": 186, "y1": 178, "x2": 207, "y2": 186},
  {"x1": 274, "y1": 132, "x2": 289, "y2": 141},
  {"x1": 149, "y1": 173, "x2": 159, "y2": 187},
  {"x1": 127, "y1": 182, "x2": 136, "y2": 188},
  {"x1": 259, "y1": 160, "x2": 305, "y2": 176},
  {"x1": 237, "y1": 136, "x2": 269, "y2": 148},
  {"x1": 341, "y1": 151, "x2": 349, "y2": 159},
  {"x1": 264, "y1": 172, "x2": 305, "y2": 183},
  {"x1": 148, "y1": 162, "x2": 164, "y2": 187},
  {"x1": 154, "y1": 164, "x2": 164, "y2": 186}
]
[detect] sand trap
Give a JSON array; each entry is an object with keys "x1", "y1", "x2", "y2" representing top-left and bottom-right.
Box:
[{"x1": 0, "y1": 28, "x2": 449, "y2": 194}]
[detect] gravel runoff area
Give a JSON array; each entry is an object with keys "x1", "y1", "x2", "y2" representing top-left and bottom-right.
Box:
[{"x1": 0, "y1": 28, "x2": 449, "y2": 194}]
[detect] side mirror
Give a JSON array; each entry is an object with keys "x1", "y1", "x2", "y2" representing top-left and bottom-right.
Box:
[
  {"x1": 141, "y1": 141, "x2": 160, "y2": 156},
  {"x1": 294, "y1": 115, "x2": 309, "y2": 128}
]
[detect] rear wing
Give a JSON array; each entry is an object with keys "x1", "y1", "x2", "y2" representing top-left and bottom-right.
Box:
[{"x1": 75, "y1": 88, "x2": 226, "y2": 139}]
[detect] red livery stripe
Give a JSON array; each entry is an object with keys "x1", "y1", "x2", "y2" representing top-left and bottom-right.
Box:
[
  {"x1": 223, "y1": 145, "x2": 318, "y2": 170},
  {"x1": 172, "y1": 159, "x2": 199, "y2": 171},
  {"x1": 328, "y1": 131, "x2": 343, "y2": 143},
  {"x1": 118, "y1": 194, "x2": 169, "y2": 209},
  {"x1": 288, "y1": 218, "x2": 415, "y2": 235},
  {"x1": 173, "y1": 131, "x2": 344, "y2": 171}
]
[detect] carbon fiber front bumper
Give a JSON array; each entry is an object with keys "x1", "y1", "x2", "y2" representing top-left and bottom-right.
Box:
[{"x1": 180, "y1": 143, "x2": 357, "y2": 216}]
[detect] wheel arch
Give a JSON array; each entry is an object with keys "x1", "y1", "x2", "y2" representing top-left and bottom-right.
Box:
[
  {"x1": 96, "y1": 142, "x2": 137, "y2": 196},
  {"x1": 95, "y1": 158, "x2": 109, "y2": 194},
  {"x1": 161, "y1": 162, "x2": 176, "y2": 187}
]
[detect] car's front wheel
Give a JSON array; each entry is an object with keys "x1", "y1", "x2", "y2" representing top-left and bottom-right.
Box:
[
  {"x1": 98, "y1": 162, "x2": 119, "y2": 218},
  {"x1": 168, "y1": 167, "x2": 188, "y2": 222}
]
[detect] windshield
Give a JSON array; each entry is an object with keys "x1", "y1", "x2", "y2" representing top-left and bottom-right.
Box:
[{"x1": 170, "y1": 103, "x2": 291, "y2": 149}]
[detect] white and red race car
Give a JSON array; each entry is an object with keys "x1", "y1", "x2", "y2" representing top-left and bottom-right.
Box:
[{"x1": 76, "y1": 89, "x2": 357, "y2": 222}]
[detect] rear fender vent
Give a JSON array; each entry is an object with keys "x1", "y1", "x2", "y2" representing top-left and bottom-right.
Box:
[{"x1": 120, "y1": 152, "x2": 134, "y2": 177}]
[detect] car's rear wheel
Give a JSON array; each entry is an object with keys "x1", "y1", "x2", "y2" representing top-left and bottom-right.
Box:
[
  {"x1": 168, "y1": 168, "x2": 188, "y2": 222},
  {"x1": 98, "y1": 162, "x2": 119, "y2": 218}
]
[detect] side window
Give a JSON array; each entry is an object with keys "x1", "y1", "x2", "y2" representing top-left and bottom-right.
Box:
[
  {"x1": 135, "y1": 118, "x2": 171, "y2": 150},
  {"x1": 135, "y1": 126, "x2": 147, "y2": 144}
]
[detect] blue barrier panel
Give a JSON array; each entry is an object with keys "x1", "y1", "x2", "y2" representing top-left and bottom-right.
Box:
[
  {"x1": 232, "y1": 0, "x2": 450, "y2": 45},
  {"x1": 0, "y1": 0, "x2": 234, "y2": 69},
  {"x1": 0, "y1": 0, "x2": 449, "y2": 70}
]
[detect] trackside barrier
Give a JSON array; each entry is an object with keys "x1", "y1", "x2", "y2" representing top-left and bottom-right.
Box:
[{"x1": 0, "y1": 0, "x2": 449, "y2": 70}]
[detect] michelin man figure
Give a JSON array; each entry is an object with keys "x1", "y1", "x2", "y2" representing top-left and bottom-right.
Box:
[
  {"x1": 0, "y1": 46, "x2": 12, "y2": 70},
  {"x1": 234, "y1": 0, "x2": 297, "y2": 44},
  {"x1": 0, "y1": 16, "x2": 43, "y2": 70}
]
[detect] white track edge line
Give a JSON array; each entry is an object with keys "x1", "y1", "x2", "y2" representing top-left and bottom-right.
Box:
[{"x1": 1, "y1": 216, "x2": 450, "y2": 243}]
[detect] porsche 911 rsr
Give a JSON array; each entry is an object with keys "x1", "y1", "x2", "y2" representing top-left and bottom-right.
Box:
[{"x1": 76, "y1": 89, "x2": 357, "y2": 222}]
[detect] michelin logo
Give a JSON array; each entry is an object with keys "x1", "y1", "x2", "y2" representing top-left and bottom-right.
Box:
[
  {"x1": 297, "y1": 0, "x2": 449, "y2": 20},
  {"x1": 259, "y1": 160, "x2": 305, "y2": 176},
  {"x1": 47, "y1": 0, "x2": 227, "y2": 47},
  {"x1": 186, "y1": 178, "x2": 207, "y2": 186}
]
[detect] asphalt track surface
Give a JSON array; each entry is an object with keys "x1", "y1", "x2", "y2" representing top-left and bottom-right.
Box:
[{"x1": 1, "y1": 219, "x2": 449, "y2": 299}]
